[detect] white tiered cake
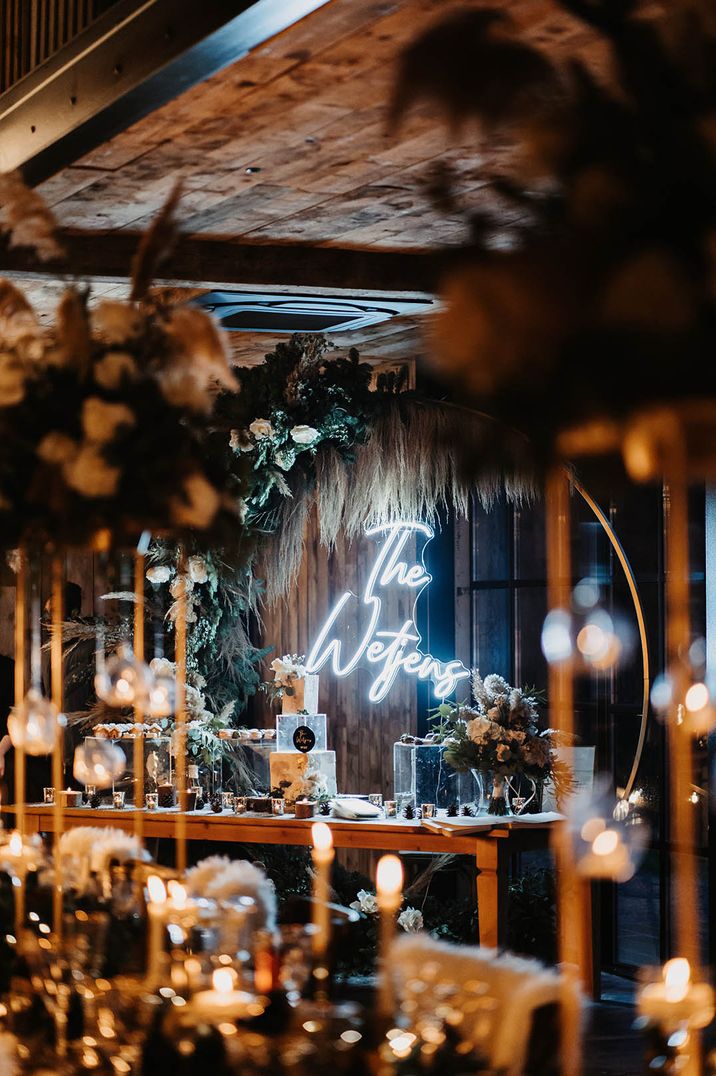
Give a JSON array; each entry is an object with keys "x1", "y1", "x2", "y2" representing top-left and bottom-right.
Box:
[{"x1": 269, "y1": 676, "x2": 337, "y2": 805}]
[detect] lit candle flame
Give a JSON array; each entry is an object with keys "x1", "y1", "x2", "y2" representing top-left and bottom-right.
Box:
[
  {"x1": 146, "y1": 874, "x2": 167, "y2": 905},
  {"x1": 376, "y1": 854, "x2": 403, "y2": 899},
  {"x1": 592, "y1": 829, "x2": 620, "y2": 857},
  {"x1": 311, "y1": 821, "x2": 333, "y2": 853},
  {"x1": 212, "y1": 967, "x2": 236, "y2": 995},
  {"x1": 663, "y1": 958, "x2": 690, "y2": 1004}
]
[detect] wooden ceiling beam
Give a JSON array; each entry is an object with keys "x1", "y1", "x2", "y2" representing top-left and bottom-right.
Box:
[
  {"x1": 0, "y1": 230, "x2": 442, "y2": 296},
  {"x1": 0, "y1": 0, "x2": 332, "y2": 185}
]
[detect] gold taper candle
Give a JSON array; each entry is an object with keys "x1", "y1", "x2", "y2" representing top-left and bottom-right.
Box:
[
  {"x1": 13, "y1": 549, "x2": 26, "y2": 938},
  {"x1": 133, "y1": 550, "x2": 145, "y2": 845},
  {"x1": 50, "y1": 555, "x2": 64, "y2": 941},
  {"x1": 311, "y1": 821, "x2": 334, "y2": 978},
  {"x1": 376, "y1": 853, "x2": 403, "y2": 1022},
  {"x1": 146, "y1": 873, "x2": 168, "y2": 989},
  {"x1": 174, "y1": 549, "x2": 188, "y2": 873},
  {"x1": 546, "y1": 468, "x2": 583, "y2": 1076}
]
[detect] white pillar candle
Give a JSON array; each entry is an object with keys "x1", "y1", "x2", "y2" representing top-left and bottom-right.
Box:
[
  {"x1": 638, "y1": 958, "x2": 715, "y2": 1031},
  {"x1": 376, "y1": 854, "x2": 403, "y2": 1022},
  {"x1": 192, "y1": 968, "x2": 253, "y2": 1022},
  {"x1": 146, "y1": 874, "x2": 168, "y2": 989},
  {"x1": 311, "y1": 822, "x2": 334, "y2": 967}
]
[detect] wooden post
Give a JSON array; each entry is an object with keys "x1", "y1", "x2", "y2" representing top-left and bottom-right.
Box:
[
  {"x1": 13, "y1": 549, "x2": 26, "y2": 938},
  {"x1": 50, "y1": 554, "x2": 64, "y2": 942},
  {"x1": 663, "y1": 422, "x2": 701, "y2": 1076},
  {"x1": 546, "y1": 468, "x2": 584, "y2": 1076},
  {"x1": 174, "y1": 549, "x2": 188, "y2": 874},
  {"x1": 133, "y1": 551, "x2": 145, "y2": 845}
]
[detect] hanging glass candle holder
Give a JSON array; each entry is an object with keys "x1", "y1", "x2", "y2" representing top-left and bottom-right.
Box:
[
  {"x1": 566, "y1": 780, "x2": 648, "y2": 883},
  {"x1": 95, "y1": 643, "x2": 154, "y2": 708},
  {"x1": 73, "y1": 737, "x2": 126, "y2": 789},
  {"x1": 146, "y1": 669, "x2": 176, "y2": 719},
  {"x1": 542, "y1": 578, "x2": 634, "y2": 673},
  {"x1": 7, "y1": 688, "x2": 62, "y2": 756}
]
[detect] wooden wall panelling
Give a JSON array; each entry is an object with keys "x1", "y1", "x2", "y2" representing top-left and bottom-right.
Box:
[{"x1": 258, "y1": 508, "x2": 419, "y2": 875}]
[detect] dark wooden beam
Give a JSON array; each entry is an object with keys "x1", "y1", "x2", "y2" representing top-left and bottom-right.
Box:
[
  {"x1": 0, "y1": 230, "x2": 442, "y2": 296},
  {"x1": 0, "y1": 0, "x2": 331, "y2": 185}
]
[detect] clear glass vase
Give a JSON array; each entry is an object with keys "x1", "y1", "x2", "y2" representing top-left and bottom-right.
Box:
[{"x1": 469, "y1": 768, "x2": 489, "y2": 814}]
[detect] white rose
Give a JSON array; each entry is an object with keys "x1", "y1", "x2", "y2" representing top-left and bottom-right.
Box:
[
  {"x1": 349, "y1": 890, "x2": 379, "y2": 915},
  {"x1": 0, "y1": 356, "x2": 26, "y2": 406},
  {"x1": 188, "y1": 555, "x2": 208, "y2": 584},
  {"x1": 146, "y1": 565, "x2": 172, "y2": 585},
  {"x1": 150, "y1": 657, "x2": 175, "y2": 679},
  {"x1": 64, "y1": 445, "x2": 120, "y2": 498},
  {"x1": 94, "y1": 351, "x2": 138, "y2": 390},
  {"x1": 290, "y1": 424, "x2": 319, "y2": 445},
  {"x1": 82, "y1": 397, "x2": 135, "y2": 444},
  {"x1": 169, "y1": 472, "x2": 220, "y2": 529},
  {"x1": 37, "y1": 432, "x2": 77, "y2": 465},
  {"x1": 398, "y1": 907, "x2": 424, "y2": 933},
  {"x1": 249, "y1": 418, "x2": 274, "y2": 440}
]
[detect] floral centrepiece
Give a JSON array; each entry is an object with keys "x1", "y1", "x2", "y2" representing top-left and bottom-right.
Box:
[{"x1": 432, "y1": 671, "x2": 571, "y2": 815}]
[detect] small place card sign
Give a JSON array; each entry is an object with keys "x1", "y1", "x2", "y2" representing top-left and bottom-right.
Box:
[{"x1": 293, "y1": 725, "x2": 316, "y2": 753}]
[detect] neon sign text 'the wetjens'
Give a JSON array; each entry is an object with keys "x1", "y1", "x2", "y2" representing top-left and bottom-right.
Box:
[{"x1": 305, "y1": 521, "x2": 470, "y2": 704}]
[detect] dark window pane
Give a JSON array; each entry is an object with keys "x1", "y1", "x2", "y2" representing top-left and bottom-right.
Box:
[
  {"x1": 615, "y1": 851, "x2": 661, "y2": 966},
  {"x1": 472, "y1": 587, "x2": 511, "y2": 679},
  {"x1": 472, "y1": 500, "x2": 510, "y2": 582}
]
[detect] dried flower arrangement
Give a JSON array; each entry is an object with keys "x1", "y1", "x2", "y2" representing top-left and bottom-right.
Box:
[
  {"x1": 0, "y1": 179, "x2": 240, "y2": 549},
  {"x1": 431, "y1": 671, "x2": 572, "y2": 813}
]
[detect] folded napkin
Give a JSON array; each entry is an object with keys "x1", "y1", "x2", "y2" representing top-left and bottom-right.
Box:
[{"x1": 330, "y1": 797, "x2": 382, "y2": 820}]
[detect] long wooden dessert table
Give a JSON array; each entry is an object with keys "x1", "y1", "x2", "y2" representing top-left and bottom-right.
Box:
[{"x1": 4, "y1": 804, "x2": 578, "y2": 959}]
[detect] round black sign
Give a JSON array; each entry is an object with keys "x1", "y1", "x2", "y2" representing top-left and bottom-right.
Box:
[{"x1": 293, "y1": 725, "x2": 316, "y2": 753}]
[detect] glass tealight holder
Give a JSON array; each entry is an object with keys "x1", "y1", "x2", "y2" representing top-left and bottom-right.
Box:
[
  {"x1": 384, "y1": 800, "x2": 397, "y2": 817},
  {"x1": 368, "y1": 793, "x2": 384, "y2": 808},
  {"x1": 234, "y1": 796, "x2": 247, "y2": 814},
  {"x1": 145, "y1": 793, "x2": 158, "y2": 810},
  {"x1": 421, "y1": 803, "x2": 436, "y2": 818},
  {"x1": 43, "y1": 787, "x2": 55, "y2": 805},
  {"x1": 221, "y1": 792, "x2": 235, "y2": 811},
  {"x1": 271, "y1": 797, "x2": 285, "y2": 816},
  {"x1": 113, "y1": 791, "x2": 126, "y2": 809}
]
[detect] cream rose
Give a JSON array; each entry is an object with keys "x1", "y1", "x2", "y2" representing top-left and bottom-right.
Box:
[
  {"x1": 249, "y1": 418, "x2": 274, "y2": 440},
  {"x1": 82, "y1": 397, "x2": 135, "y2": 444},
  {"x1": 398, "y1": 907, "x2": 424, "y2": 933},
  {"x1": 94, "y1": 351, "x2": 138, "y2": 390},
  {"x1": 289, "y1": 424, "x2": 319, "y2": 445},
  {"x1": 146, "y1": 565, "x2": 172, "y2": 585},
  {"x1": 64, "y1": 446, "x2": 120, "y2": 498},
  {"x1": 188, "y1": 555, "x2": 208, "y2": 584},
  {"x1": 37, "y1": 432, "x2": 77, "y2": 465}
]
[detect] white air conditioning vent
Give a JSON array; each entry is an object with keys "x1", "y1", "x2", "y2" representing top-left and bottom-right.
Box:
[{"x1": 194, "y1": 291, "x2": 433, "y2": 333}]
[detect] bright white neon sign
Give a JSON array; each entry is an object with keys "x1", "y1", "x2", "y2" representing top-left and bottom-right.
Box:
[{"x1": 306, "y1": 521, "x2": 470, "y2": 703}]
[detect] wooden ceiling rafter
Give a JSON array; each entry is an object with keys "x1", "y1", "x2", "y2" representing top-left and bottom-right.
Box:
[{"x1": 0, "y1": 0, "x2": 332, "y2": 184}]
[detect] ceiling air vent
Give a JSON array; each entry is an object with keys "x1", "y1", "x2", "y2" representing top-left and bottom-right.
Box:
[{"x1": 194, "y1": 291, "x2": 433, "y2": 334}]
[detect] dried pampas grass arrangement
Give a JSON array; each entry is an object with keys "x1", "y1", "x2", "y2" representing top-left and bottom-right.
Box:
[{"x1": 317, "y1": 397, "x2": 537, "y2": 549}]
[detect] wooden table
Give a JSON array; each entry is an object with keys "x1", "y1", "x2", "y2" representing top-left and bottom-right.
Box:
[{"x1": 5, "y1": 804, "x2": 563, "y2": 953}]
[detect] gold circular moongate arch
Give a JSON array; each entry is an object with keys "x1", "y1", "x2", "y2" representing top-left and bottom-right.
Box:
[{"x1": 572, "y1": 478, "x2": 650, "y2": 804}]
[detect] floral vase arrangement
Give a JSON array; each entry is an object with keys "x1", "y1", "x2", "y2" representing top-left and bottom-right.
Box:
[
  {"x1": 431, "y1": 671, "x2": 572, "y2": 816},
  {"x1": 262, "y1": 654, "x2": 319, "y2": 713}
]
